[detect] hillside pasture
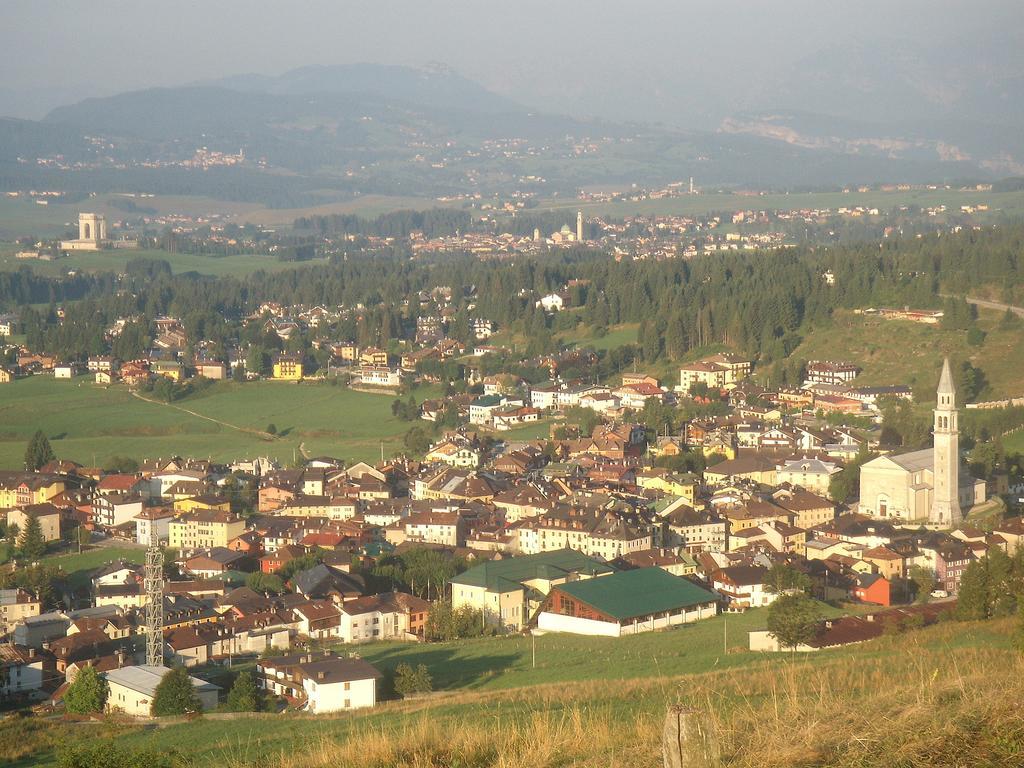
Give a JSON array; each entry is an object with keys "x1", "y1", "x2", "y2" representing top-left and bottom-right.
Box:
[
  {"x1": 5, "y1": 616, "x2": 1016, "y2": 768},
  {"x1": 0, "y1": 376, "x2": 436, "y2": 469},
  {"x1": 786, "y1": 307, "x2": 1024, "y2": 399}
]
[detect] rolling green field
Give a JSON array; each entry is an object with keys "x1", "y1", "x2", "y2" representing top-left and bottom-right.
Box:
[
  {"x1": 0, "y1": 246, "x2": 330, "y2": 279},
  {"x1": 0, "y1": 192, "x2": 447, "y2": 241},
  {"x1": 0, "y1": 377, "x2": 438, "y2": 469}
]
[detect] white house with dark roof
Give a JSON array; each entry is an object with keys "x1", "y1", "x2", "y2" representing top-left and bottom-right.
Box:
[
  {"x1": 104, "y1": 665, "x2": 220, "y2": 716},
  {"x1": 256, "y1": 652, "x2": 382, "y2": 712}
]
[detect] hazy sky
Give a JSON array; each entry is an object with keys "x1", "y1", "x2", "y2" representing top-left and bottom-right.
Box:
[{"x1": 2, "y1": 0, "x2": 1021, "y2": 123}]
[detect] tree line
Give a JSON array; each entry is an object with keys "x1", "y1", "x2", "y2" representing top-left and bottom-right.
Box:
[{"x1": 7, "y1": 223, "x2": 1024, "y2": 374}]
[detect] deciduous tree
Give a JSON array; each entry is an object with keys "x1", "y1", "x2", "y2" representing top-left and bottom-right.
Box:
[
  {"x1": 64, "y1": 665, "x2": 108, "y2": 714},
  {"x1": 767, "y1": 593, "x2": 821, "y2": 652},
  {"x1": 151, "y1": 667, "x2": 202, "y2": 716}
]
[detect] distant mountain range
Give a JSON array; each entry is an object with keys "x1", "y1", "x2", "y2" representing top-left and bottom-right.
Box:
[
  {"x1": 0, "y1": 62, "x2": 1014, "y2": 205},
  {"x1": 199, "y1": 63, "x2": 523, "y2": 114}
]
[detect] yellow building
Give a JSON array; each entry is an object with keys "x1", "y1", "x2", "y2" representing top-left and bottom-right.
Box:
[
  {"x1": 703, "y1": 456, "x2": 775, "y2": 487},
  {"x1": 150, "y1": 360, "x2": 184, "y2": 382},
  {"x1": 359, "y1": 347, "x2": 389, "y2": 367},
  {"x1": 334, "y1": 343, "x2": 359, "y2": 362},
  {"x1": 168, "y1": 509, "x2": 245, "y2": 551},
  {"x1": 719, "y1": 499, "x2": 792, "y2": 534},
  {"x1": 0, "y1": 474, "x2": 67, "y2": 510},
  {"x1": 636, "y1": 470, "x2": 699, "y2": 505},
  {"x1": 173, "y1": 495, "x2": 232, "y2": 515},
  {"x1": 272, "y1": 354, "x2": 304, "y2": 380}
]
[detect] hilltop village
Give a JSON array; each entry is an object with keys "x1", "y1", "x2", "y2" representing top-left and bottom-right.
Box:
[{"x1": 2, "y1": 330, "x2": 1019, "y2": 715}]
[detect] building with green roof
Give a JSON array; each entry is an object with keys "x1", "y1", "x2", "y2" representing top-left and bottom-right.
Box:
[
  {"x1": 536, "y1": 567, "x2": 718, "y2": 636},
  {"x1": 449, "y1": 548, "x2": 615, "y2": 632}
]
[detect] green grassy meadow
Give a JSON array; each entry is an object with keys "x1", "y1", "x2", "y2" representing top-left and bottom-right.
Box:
[
  {"x1": 785, "y1": 306, "x2": 1024, "y2": 399},
  {"x1": 1001, "y1": 428, "x2": 1024, "y2": 455},
  {"x1": 7, "y1": 614, "x2": 1016, "y2": 768},
  {"x1": 0, "y1": 377, "x2": 438, "y2": 468},
  {"x1": 496, "y1": 421, "x2": 555, "y2": 442},
  {"x1": 39, "y1": 546, "x2": 148, "y2": 589},
  {"x1": 558, "y1": 322, "x2": 640, "y2": 352},
  {"x1": 329, "y1": 603, "x2": 837, "y2": 692},
  {"x1": 0, "y1": 247, "x2": 329, "y2": 279}
]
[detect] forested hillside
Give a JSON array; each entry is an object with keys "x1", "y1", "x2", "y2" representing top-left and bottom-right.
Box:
[{"x1": 5, "y1": 224, "x2": 1024, "y2": 371}]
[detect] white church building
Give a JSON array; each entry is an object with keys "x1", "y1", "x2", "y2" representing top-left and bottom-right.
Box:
[{"x1": 858, "y1": 359, "x2": 986, "y2": 527}]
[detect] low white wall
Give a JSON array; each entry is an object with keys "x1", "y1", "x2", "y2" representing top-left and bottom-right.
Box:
[
  {"x1": 539, "y1": 603, "x2": 718, "y2": 637},
  {"x1": 619, "y1": 603, "x2": 717, "y2": 635},
  {"x1": 748, "y1": 629, "x2": 819, "y2": 653},
  {"x1": 537, "y1": 612, "x2": 620, "y2": 637}
]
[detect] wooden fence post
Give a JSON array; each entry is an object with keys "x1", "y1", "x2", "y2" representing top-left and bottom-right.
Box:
[{"x1": 663, "y1": 705, "x2": 721, "y2": 768}]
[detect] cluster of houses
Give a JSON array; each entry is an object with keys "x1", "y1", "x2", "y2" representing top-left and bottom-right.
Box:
[
  {"x1": 0, "y1": 290, "x2": 510, "y2": 392},
  {"x1": 0, "y1": 347, "x2": 1015, "y2": 715}
]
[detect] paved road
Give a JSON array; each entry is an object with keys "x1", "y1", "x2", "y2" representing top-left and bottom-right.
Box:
[{"x1": 963, "y1": 296, "x2": 1024, "y2": 317}]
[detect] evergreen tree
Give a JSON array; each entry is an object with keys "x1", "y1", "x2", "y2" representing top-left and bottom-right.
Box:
[
  {"x1": 64, "y1": 665, "x2": 109, "y2": 714},
  {"x1": 24, "y1": 429, "x2": 55, "y2": 471},
  {"x1": 17, "y1": 513, "x2": 47, "y2": 561},
  {"x1": 393, "y1": 662, "x2": 432, "y2": 696},
  {"x1": 226, "y1": 670, "x2": 261, "y2": 712},
  {"x1": 663, "y1": 311, "x2": 687, "y2": 360},
  {"x1": 151, "y1": 667, "x2": 202, "y2": 716}
]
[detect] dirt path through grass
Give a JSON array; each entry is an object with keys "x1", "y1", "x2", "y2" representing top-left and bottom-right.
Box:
[{"x1": 130, "y1": 391, "x2": 275, "y2": 441}]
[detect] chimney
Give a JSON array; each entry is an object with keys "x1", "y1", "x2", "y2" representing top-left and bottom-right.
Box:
[
  {"x1": 866, "y1": 614, "x2": 874, "y2": 622},
  {"x1": 28, "y1": 648, "x2": 36, "y2": 659},
  {"x1": 317, "y1": 671, "x2": 325, "y2": 680},
  {"x1": 824, "y1": 620, "x2": 832, "y2": 629},
  {"x1": 116, "y1": 649, "x2": 125, "y2": 668}
]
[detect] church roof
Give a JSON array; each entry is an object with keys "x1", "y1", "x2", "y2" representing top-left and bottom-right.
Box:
[
  {"x1": 937, "y1": 358, "x2": 955, "y2": 397},
  {"x1": 885, "y1": 448, "x2": 934, "y2": 472}
]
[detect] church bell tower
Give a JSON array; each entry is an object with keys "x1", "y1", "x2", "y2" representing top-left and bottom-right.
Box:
[{"x1": 931, "y1": 358, "x2": 961, "y2": 527}]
